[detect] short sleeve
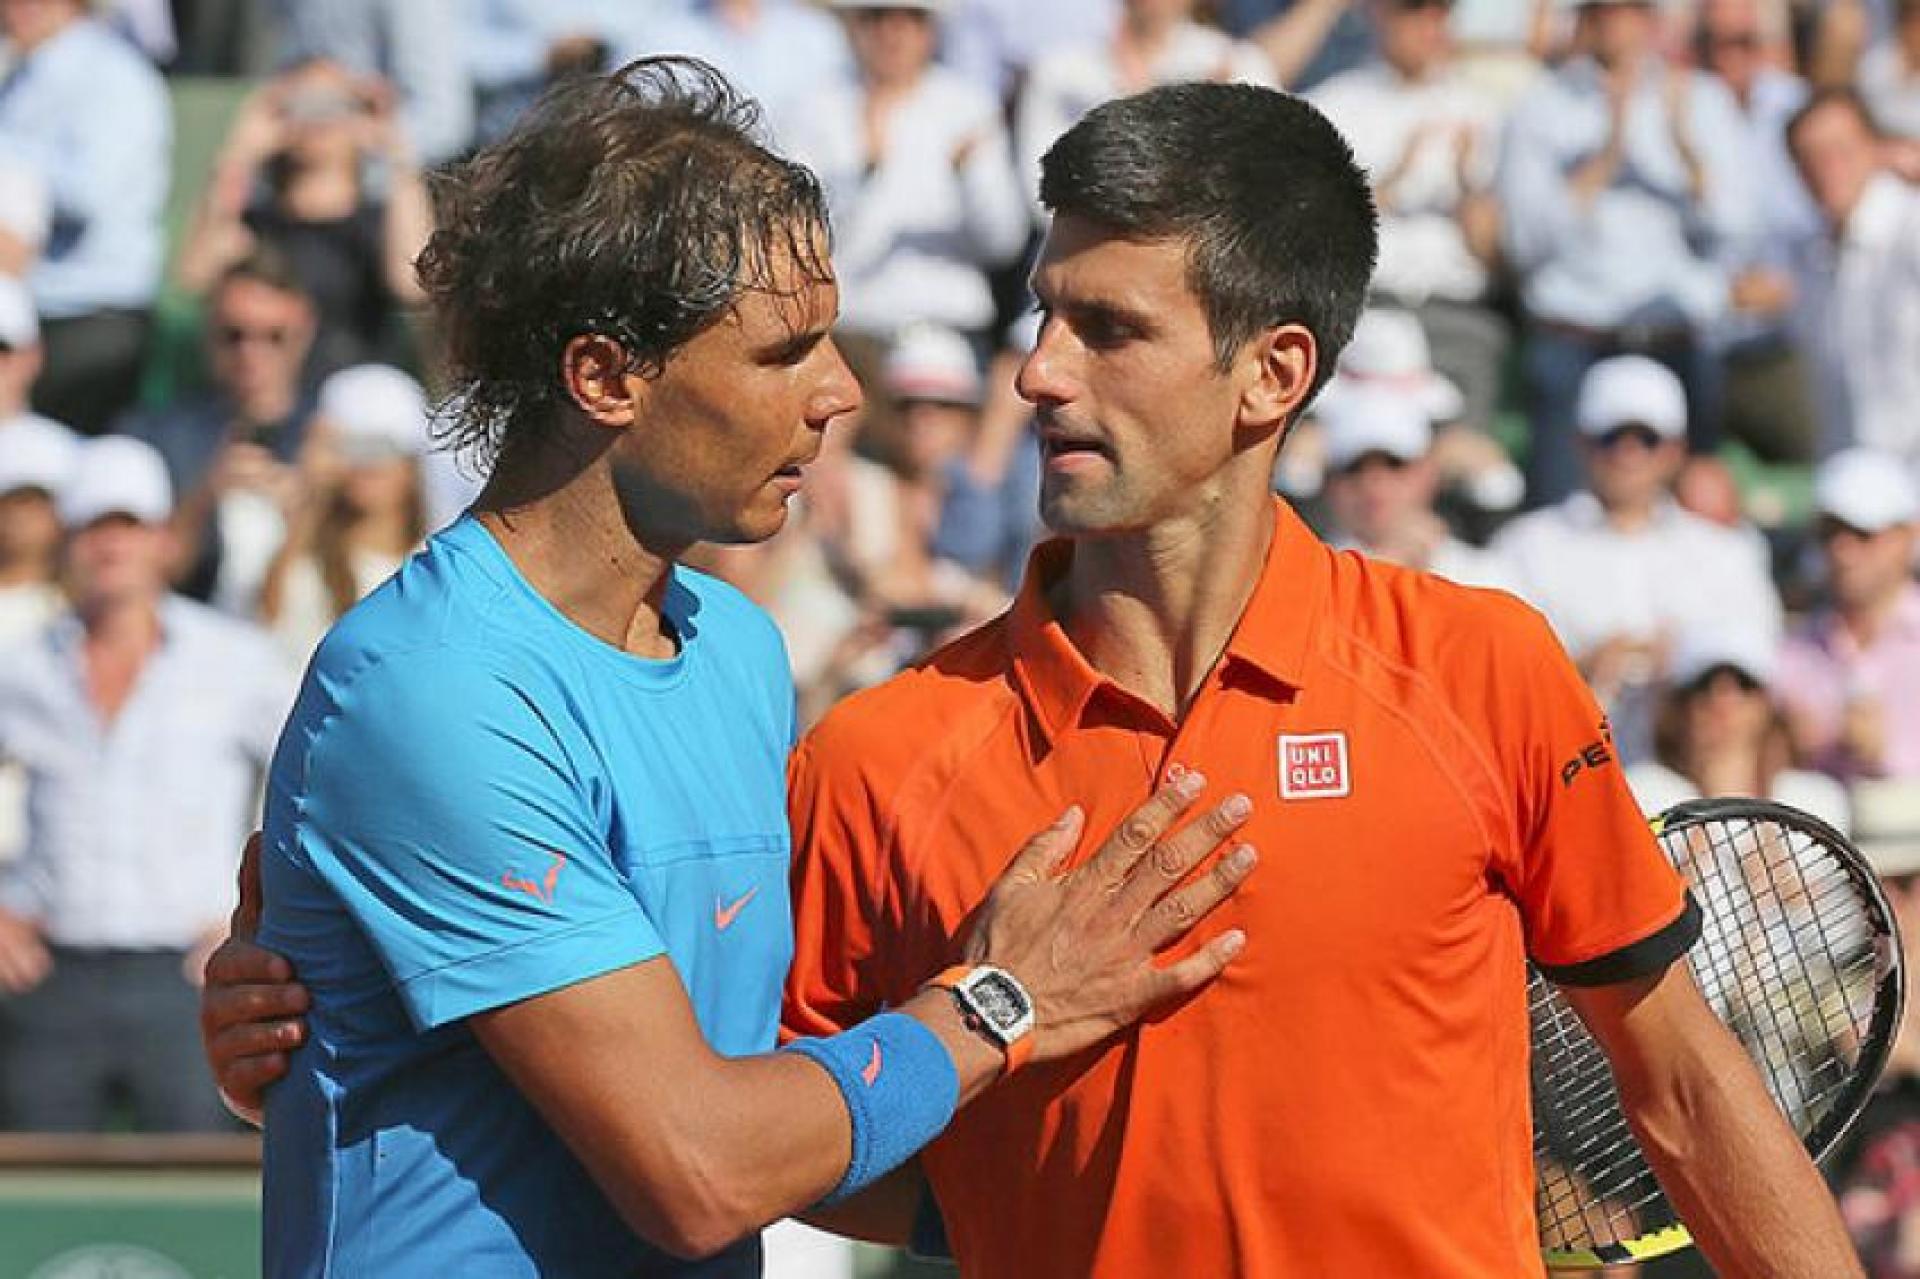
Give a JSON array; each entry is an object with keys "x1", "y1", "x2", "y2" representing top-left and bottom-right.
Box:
[
  {"x1": 292, "y1": 652, "x2": 664, "y2": 1030},
  {"x1": 781, "y1": 730, "x2": 891, "y2": 1043},
  {"x1": 1489, "y1": 609, "x2": 1700, "y2": 985}
]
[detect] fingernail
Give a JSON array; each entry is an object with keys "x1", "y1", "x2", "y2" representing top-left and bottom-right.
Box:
[
  {"x1": 1054, "y1": 805, "x2": 1082, "y2": 830},
  {"x1": 1222, "y1": 793, "x2": 1252, "y2": 820},
  {"x1": 1228, "y1": 844, "x2": 1257, "y2": 872},
  {"x1": 1220, "y1": 929, "x2": 1247, "y2": 957},
  {"x1": 1174, "y1": 770, "x2": 1206, "y2": 797}
]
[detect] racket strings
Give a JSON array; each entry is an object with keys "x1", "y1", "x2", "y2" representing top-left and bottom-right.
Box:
[{"x1": 1530, "y1": 812, "x2": 1886, "y2": 1253}]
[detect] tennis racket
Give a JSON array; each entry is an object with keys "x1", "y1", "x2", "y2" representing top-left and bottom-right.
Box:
[{"x1": 1529, "y1": 797, "x2": 1904, "y2": 1271}]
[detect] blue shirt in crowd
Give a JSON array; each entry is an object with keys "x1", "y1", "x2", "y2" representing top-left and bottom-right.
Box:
[{"x1": 258, "y1": 514, "x2": 796, "y2": 1278}]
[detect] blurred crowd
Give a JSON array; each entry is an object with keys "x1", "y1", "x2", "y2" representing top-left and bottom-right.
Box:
[{"x1": 0, "y1": 0, "x2": 1919, "y2": 1272}]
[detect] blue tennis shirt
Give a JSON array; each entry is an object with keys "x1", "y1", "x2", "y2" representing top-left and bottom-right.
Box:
[{"x1": 258, "y1": 515, "x2": 795, "y2": 1278}]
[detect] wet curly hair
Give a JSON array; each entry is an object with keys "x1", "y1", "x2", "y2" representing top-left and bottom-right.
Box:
[{"x1": 416, "y1": 57, "x2": 831, "y2": 467}]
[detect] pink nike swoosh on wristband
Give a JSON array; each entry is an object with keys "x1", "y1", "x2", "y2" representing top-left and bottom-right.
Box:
[{"x1": 861, "y1": 1040, "x2": 883, "y2": 1086}]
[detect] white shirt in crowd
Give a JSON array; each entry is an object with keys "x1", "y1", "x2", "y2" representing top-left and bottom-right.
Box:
[
  {"x1": 1791, "y1": 171, "x2": 1920, "y2": 469},
  {"x1": 784, "y1": 65, "x2": 1029, "y2": 337},
  {"x1": 1309, "y1": 60, "x2": 1502, "y2": 305},
  {"x1": 268, "y1": 546, "x2": 410, "y2": 667},
  {"x1": 1491, "y1": 492, "x2": 1784, "y2": 670},
  {"x1": 0, "y1": 596, "x2": 295, "y2": 950},
  {"x1": 1016, "y1": 21, "x2": 1275, "y2": 218}
]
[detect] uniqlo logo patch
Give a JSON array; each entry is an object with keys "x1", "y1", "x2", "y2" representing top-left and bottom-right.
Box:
[{"x1": 1277, "y1": 733, "x2": 1350, "y2": 800}]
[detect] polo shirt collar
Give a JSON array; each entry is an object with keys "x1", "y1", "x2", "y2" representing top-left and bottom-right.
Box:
[{"x1": 1008, "y1": 498, "x2": 1328, "y2": 745}]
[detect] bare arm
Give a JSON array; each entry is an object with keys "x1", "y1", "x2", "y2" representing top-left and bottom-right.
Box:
[
  {"x1": 1566, "y1": 964, "x2": 1864, "y2": 1279},
  {"x1": 204, "y1": 783, "x2": 1257, "y2": 1256},
  {"x1": 1248, "y1": 0, "x2": 1350, "y2": 88}
]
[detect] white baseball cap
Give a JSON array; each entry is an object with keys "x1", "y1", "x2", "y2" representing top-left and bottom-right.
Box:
[
  {"x1": 57, "y1": 435, "x2": 174, "y2": 528},
  {"x1": 0, "y1": 276, "x2": 39, "y2": 350},
  {"x1": 317, "y1": 364, "x2": 432, "y2": 462},
  {"x1": 885, "y1": 324, "x2": 982, "y2": 407},
  {"x1": 1328, "y1": 309, "x2": 1463, "y2": 423},
  {"x1": 1576, "y1": 355, "x2": 1687, "y2": 440},
  {"x1": 1813, "y1": 448, "x2": 1919, "y2": 533},
  {"x1": 1668, "y1": 626, "x2": 1777, "y2": 691},
  {"x1": 0, "y1": 416, "x2": 78, "y2": 496},
  {"x1": 1319, "y1": 388, "x2": 1433, "y2": 471},
  {"x1": 1853, "y1": 780, "x2": 1920, "y2": 879}
]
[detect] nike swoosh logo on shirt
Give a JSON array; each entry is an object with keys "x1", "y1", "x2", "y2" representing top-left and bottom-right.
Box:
[{"x1": 714, "y1": 885, "x2": 759, "y2": 932}]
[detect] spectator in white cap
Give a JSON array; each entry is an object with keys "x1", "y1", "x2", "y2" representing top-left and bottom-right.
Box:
[
  {"x1": 1774, "y1": 448, "x2": 1920, "y2": 784},
  {"x1": 1625, "y1": 627, "x2": 1849, "y2": 832},
  {"x1": 0, "y1": 416, "x2": 76, "y2": 644},
  {"x1": 1494, "y1": 355, "x2": 1784, "y2": 763},
  {"x1": 0, "y1": 413, "x2": 73, "y2": 877},
  {"x1": 1318, "y1": 387, "x2": 1513, "y2": 590},
  {"x1": 1316, "y1": 307, "x2": 1523, "y2": 513},
  {"x1": 259, "y1": 365, "x2": 433, "y2": 663},
  {"x1": 0, "y1": 435, "x2": 293, "y2": 1131}
]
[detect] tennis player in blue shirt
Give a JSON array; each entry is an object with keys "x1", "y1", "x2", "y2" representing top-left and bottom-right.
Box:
[{"x1": 217, "y1": 58, "x2": 1258, "y2": 1278}]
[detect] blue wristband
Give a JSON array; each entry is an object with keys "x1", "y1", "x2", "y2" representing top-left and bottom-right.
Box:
[{"x1": 783, "y1": 1012, "x2": 959, "y2": 1205}]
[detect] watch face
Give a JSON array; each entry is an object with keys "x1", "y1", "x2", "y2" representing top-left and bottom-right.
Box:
[{"x1": 969, "y1": 971, "x2": 1031, "y2": 1030}]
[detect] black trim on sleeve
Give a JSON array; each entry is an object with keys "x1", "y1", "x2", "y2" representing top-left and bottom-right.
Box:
[{"x1": 1537, "y1": 890, "x2": 1703, "y2": 988}]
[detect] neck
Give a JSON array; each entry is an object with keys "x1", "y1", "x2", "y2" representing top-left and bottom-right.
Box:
[
  {"x1": 79, "y1": 594, "x2": 161, "y2": 648},
  {"x1": 475, "y1": 431, "x2": 685, "y2": 659},
  {"x1": 1057, "y1": 488, "x2": 1274, "y2": 720},
  {"x1": 1602, "y1": 496, "x2": 1660, "y2": 533},
  {"x1": 0, "y1": 554, "x2": 52, "y2": 589},
  {"x1": 1386, "y1": 53, "x2": 1433, "y2": 83},
  {"x1": 234, "y1": 385, "x2": 297, "y2": 430},
  {"x1": 713, "y1": 0, "x2": 758, "y2": 29},
  {"x1": 1841, "y1": 583, "x2": 1909, "y2": 645},
  {"x1": 1688, "y1": 742, "x2": 1764, "y2": 797}
]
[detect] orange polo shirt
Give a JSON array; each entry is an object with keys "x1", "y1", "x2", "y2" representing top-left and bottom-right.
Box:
[{"x1": 784, "y1": 499, "x2": 1696, "y2": 1279}]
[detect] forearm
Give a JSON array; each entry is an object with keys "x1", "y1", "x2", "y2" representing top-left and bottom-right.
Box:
[
  {"x1": 1249, "y1": 0, "x2": 1346, "y2": 86},
  {"x1": 477, "y1": 973, "x2": 1001, "y2": 1260},
  {"x1": 1631, "y1": 1066, "x2": 1858, "y2": 1275},
  {"x1": 381, "y1": 152, "x2": 433, "y2": 305},
  {"x1": 797, "y1": 1160, "x2": 924, "y2": 1247},
  {"x1": 1601, "y1": 985, "x2": 1862, "y2": 1278}
]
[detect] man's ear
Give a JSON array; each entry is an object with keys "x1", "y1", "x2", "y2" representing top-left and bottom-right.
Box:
[
  {"x1": 1239, "y1": 323, "x2": 1317, "y2": 438},
  {"x1": 559, "y1": 334, "x2": 644, "y2": 430}
]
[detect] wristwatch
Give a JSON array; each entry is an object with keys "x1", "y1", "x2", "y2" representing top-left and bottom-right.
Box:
[{"x1": 928, "y1": 964, "x2": 1036, "y2": 1075}]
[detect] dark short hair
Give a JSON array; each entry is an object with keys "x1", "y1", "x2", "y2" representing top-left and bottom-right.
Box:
[
  {"x1": 1038, "y1": 82, "x2": 1377, "y2": 401},
  {"x1": 1785, "y1": 85, "x2": 1881, "y2": 154},
  {"x1": 212, "y1": 244, "x2": 313, "y2": 307},
  {"x1": 417, "y1": 57, "x2": 831, "y2": 466}
]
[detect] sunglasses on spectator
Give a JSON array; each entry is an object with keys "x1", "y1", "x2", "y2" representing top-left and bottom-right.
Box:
[
  {"x1": 1390, "y1": 0, "x2": 1453, "y2": 10},
  {"x1": 1707, "y1": 31, "x2": 1761, "y2": 51},
  {"x1": 1592, "y1": 424, "x2": 1666, "y2": 451},
  {"x1": 214, "y1": 324, "x2": 294, "y2": 350}
]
